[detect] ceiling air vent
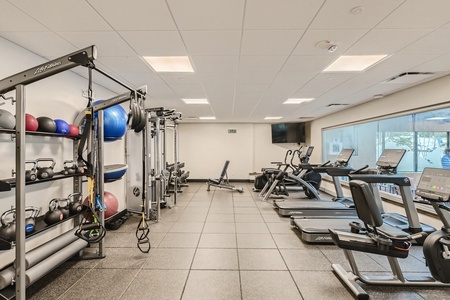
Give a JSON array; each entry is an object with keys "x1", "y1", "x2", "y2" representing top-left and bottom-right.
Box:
[
  {"x1": 386, "y1": 72, "x2": 435, "y2": 84},
  {"x1": 327, "y1": 104, "x2": 348, "y2": 108}
]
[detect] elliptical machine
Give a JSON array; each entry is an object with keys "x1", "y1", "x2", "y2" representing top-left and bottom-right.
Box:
[{"x1": 329, "y1": 167, "x2": 450, "y2": 299}]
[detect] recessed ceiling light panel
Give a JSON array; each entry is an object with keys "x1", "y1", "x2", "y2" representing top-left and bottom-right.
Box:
[
  {"x1": 182, "y1": 98, "x2": 209, "y2": 104},
  {"x1": 264, "y1": 116, "x2": 283, "y2": 120},
  {"x1": 199, "y1": 116, "x2": 216, "y2": 120},
  {"x1": 323, "y1": 55, "x2": 387, "y2": 72},
  {"x1": 284, "y1": 98, "x2": 315, "y2": 104},
  {"x1": 143, "y1": 56, "x2": 194, "y2": 73}
]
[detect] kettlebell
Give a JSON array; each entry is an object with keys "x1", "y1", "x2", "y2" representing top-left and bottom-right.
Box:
[
  {"x1": 62, "y1": 160, "x2": 77, "y2": 175},
  {"x1": 0, "y1": 209, "x2": 16, "y2": 242},
  {"x1": 43, "y1": 199, "x2": 64, "y2": 225},
  {"x1": 58, "y1": 199, "x2": 70, "y2": 219},
  {"x1": 25, "y1": 160, "x2": 38, "y2": 181},
  {"x1": 67, "y1": 192, "x2": 83, "y2": 215},
  {"x1": 25, "y1": 206, "x2": 40, "y2": 234},
  {"x1": 36, "y1": 158, "x2": 56, "y2": 179}
]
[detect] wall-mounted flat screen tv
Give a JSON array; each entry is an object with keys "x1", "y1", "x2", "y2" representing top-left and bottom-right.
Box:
[{"x1": 271, "y1": 123, "x2": 306, "y2": 144}]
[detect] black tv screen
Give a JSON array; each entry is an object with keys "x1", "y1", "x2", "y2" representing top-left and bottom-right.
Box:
[{"x1": 271, "y1": 123, "x2": 306, "y2": 143}]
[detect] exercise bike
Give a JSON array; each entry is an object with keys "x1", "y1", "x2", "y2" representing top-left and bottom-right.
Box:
[{"x1": 329, "y1": 167, "x2": 450, "y2": 300}]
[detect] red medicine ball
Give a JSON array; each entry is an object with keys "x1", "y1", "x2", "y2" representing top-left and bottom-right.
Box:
[{"x1": 25, "y1": 113, "x2": 39, "y2": 131}]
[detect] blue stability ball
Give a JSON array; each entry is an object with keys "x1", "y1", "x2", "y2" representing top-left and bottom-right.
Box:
[
  {"x1": 93, "y1": 101, "x2": 128, "y2": 141},
  {"x1": 54, "y1": 119, "x2": 70, "y2": 134}
]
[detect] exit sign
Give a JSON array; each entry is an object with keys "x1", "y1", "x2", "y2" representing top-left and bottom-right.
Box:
[{"x1": 228, "y1": 129, "x2": 237, "y2": 134}]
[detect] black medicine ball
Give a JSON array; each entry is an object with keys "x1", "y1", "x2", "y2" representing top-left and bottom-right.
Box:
[{"x1": 37, "y1": 116, "x2": 57, "y2": 133}]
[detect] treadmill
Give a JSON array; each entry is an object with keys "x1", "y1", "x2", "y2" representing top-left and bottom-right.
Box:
[
  {"x1": 273, "y1": 148, "x2": 357, "y2": 217},
  {"x1": 291, "y1": 149, "x2": 436, "y2": 243}
]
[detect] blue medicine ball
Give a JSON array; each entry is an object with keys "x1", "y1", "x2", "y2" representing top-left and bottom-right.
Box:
[
  {"x1": 54, "y1": 119, "x2": 70, "y2": 134},
  {"x1": 93, "y1": 101, "x2": 128, "y2": 141}
]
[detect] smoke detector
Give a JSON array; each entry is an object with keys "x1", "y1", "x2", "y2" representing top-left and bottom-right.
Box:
[{"x1": 316, "y1": 40, "x2": 338, "y2": 53}]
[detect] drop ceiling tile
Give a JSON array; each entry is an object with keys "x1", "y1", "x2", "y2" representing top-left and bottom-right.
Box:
[
  {"x1": 191, "y1": 56, "x2": 239, "y2": 73},
  {"x1": 310, "y1": 0, "x2": 404, "y2": 30},
  {"x1": 236, "y1": 72, "x2": 277, "y2": 84},
  {"x1": 292, "y1": 29, "x2": 368, "y2": 56},
  {"x1": 377, "y1": 0, "x2": 450, "y2": 29},
  {"x1": 198, "y1": 72, "x2": 236, "y2": 86},
  {"x1": 9, "y1": 0, "x2": 111, "y2": 31},
  {"x1": 57, "y1": 31, "x2": 136, "y2": 57},
  {"x1": 240, "y1": 30, "x2": 303, "y2": 55},
  {"x1": 346, "y1": 29, "x2": 434, "y2": 56},
  {"x1": 244, "y1": 0, "x2": 324, "y2": 30},
  {"x1": 397, "y1": 29, "x2": 450, "y2": 56},
  {"x1": 238, "y1": 56, "x2": 287, "y2": 73},
  {"x1": 158, "y1": 73, "x2": 202, "y2": 86},
  {"x1": 295, "y1": 73, "x2": 355, "y2": 94},
  {"x1": 181, "y1": 31, "x2": 241, "y2": 55},
  {"x1": 235, "y1": 82, "x2": 269, "y2": 96},
  {"x1": 0, "y1": 32, "x2": 77, "y2": 57},
  {"x1": 281, "y1": 55, "x2": 333, "y2": 73},
  {"x1": 0, "y1": 1, "x2": 47, "y2": 31},
  {"x1": 167, "y1": 0, "x2": 245, "y2": 30},
  {"x1": 96, "y1": 56, "x2": 151, "y2": 73},
  {"x1": 119, "y1": 72, "x2": 164, "y2": 89},
  {"x1": 87, "y1": 0, "x2": 176, "y2": 30},
  {"x1": 119, "y1": 31, "x2": 187, "y2": 56},
  {"x1": 412, "y1": 53, "x2": 450, "y2": 73}
]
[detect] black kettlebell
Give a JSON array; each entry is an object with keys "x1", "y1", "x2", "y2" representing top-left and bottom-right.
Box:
[
  {"x1": 67, "y1": 192, "x2": 83, "y2": 215},
  {"x1": 25, "y1": 206, "x2": 40, "y2": 234},
  {"x1": 25, "y1": 160, "x2": 38, "y2": 181},
  {"x1": 36, "y1": 158, "x2": 56, "y2": 179},
  {"x1": 62, "y1": 160, "x2": 77, "y2": 175},
  {"x1": 44, "y1": 199, "x2": 64, "y2": 225},
  {"x1": 0, "y1": 209, "x2": 16, "y2": 241},
  {"x1": 58, "y1": 199, "x2": 70, "y2": 219}
]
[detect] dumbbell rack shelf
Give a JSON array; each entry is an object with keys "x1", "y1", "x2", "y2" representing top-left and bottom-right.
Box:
[
  {"x1": 0, "y1": 209, "x2": 86, "y2": 251},
  {"x1": 0, "y1": 128, "x2": 81, "y2": 139},
  {"x1": 0, "y1": 173, "x2": 84, "y2": 192}
]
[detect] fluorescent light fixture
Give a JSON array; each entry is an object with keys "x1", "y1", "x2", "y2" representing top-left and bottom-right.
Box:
[
  {"x1": 199, "y1": 116, "x2": 216, "y2": 120},
  {"x1": 181, "y1": 98, "x2": 209, "y2": 105},
  {"x1": 323, "y1": 55, "x2": 387, "y2": 72},
  {"x1": 264, "y1": 116, "x2": 283, "y2": 120},
  {"x1": 143, "y1": 56, "x2": 194, "y2": 72},
  {"x1": 426, "y1": 117, "x2": 449, "y2": 121},
  {"x1": 283, "y1": 98, "x2": 315, "y2": 104}
]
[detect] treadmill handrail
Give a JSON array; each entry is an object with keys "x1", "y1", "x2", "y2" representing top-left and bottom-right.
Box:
[{"x1": 348, "y1": 174, "x2": 411, "y2": 186}]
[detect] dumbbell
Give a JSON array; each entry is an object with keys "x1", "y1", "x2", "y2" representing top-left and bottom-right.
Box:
[
  {"x1": 25, "y1": 160, "x2": 38, "y2": 181},
  {"x1": 36, "y1": 158, "x2": 56, "y2": 179}
]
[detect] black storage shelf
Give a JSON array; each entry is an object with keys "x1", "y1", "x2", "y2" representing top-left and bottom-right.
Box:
[
  {"x1": 0, "y1": 173, "x2": 85, "y2": 192},
  {"x1": 0, "y1": 128, "x2": 81, "y2": 139}
]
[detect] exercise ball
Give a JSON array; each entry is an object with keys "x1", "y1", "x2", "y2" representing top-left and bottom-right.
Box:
[
  {"x1": 83, "y1": 191, "x2": 119, "y2": 219},
  {"x1": 0, "y1": 109, "x2": 15, "y2": 129},
  {"x1": 37, "y1": 116, "x2": 56, "y2": 133},
  {"x1": 54, "y1": 119, "x2": 70, "y2": 134},
  {"x1": 93, "y1": 101, "x2": 128, "y2": 141},
  {"x1": 68, "y1": 124, "x2": 79, "y2": 135},
  {"x1": 25, "y1": 113, "x2": 39, "y2": 131}
]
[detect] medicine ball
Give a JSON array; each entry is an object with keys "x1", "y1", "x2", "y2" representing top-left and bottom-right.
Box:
[
  {"x1": 25, "y1": 113, "x2": 39, "y2": 131},
  {"x1": 37, "y1": 117, "x2": 56, "y2": 133},
  {"x1": 93, "y1": 101, "x2": 128, "y2": 141},
  {"x1": 0, "y1": 109, "x2": 15, "y2": 129},
  {"x1": 83, "y1": 191, "x2": 119, "y2": 219},
  {"x1": 68, "y1": 124, "x2": 79, "y2": 135},
  {"x1": 54, "y1": 119, "x2": 70, "y2": 134}
]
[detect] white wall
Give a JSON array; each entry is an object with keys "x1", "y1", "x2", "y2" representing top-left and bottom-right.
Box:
[{"x1": 179, "y1": 123, "x2": 300, "y2": 179}]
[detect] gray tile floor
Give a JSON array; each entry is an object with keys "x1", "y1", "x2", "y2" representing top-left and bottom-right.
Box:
[{"x1": 26, "y1": 182, "x2": 450, "y2": 299}]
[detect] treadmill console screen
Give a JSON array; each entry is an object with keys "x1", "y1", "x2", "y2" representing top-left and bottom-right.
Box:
[
  {"x1": 416, "y1": 167, "x2": 450, "y2": 201},
  {"x1": 305, "y1": 146, "x2": 314, "y2": 157},
  {"x1": 376, "y1": 149, "x2": 406, "y2": 168},
  {"x1": 336, "y1": 148, "x2": 354, "y2": 164}
]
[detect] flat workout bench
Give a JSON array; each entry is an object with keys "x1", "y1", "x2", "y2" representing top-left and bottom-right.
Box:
[{"x1": 207, "y1": 160, "x2": 244, "y2": 193}]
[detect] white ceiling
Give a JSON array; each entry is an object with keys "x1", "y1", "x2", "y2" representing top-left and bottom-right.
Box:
[{"x1": 1, "y1": 0, "x2": 450, "y2": 123}]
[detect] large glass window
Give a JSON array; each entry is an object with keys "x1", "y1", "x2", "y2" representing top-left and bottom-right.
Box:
[{"x1": 322, "y1": 107, "x2": 450, "y2": 195}]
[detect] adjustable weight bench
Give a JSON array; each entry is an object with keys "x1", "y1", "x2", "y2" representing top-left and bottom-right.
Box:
[{"x1": 207, "y1": 160, "x2": 243, "y2": 193}]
